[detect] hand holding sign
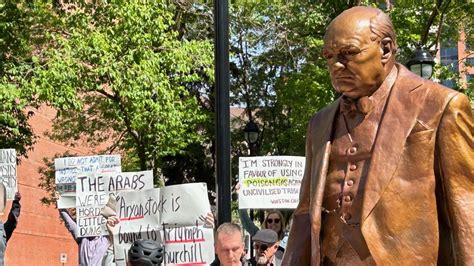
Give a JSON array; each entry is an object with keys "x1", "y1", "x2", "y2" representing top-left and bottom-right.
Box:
[{"x1": 14, "y1": 191, "x2": 21, "y2": 202}]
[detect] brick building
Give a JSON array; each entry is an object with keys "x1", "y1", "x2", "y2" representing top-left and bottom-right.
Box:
[{"x1": 2, "y1": 106, "x2": 100, "y2": 265}]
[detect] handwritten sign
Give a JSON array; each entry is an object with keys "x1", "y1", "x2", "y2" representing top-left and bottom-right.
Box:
[
  {"x1": 0, "y1": 149, "x2": 16, "y2": 200},
  {"x1": 239, "y1": 156, "x2": 305, "y2": 209},
  {"x1": 113, "y1": 183, "x2": 214, "y2": 266},
  {"x1": 55, "y1": 154, "x2": 121, "y2": 208},
  {"x1": 75, "y1": 170, "x2": 154, "y2": 237}
]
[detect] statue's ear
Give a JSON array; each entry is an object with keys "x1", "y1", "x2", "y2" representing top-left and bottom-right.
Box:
[{"x1": 380, "y1": 37, "x2": 394, "y2": 64}]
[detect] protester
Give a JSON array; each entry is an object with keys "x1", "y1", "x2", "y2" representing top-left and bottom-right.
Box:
[
  {"x1": 0, "y1": 183, "x2": 21, "y2": 265},
  {"x1": 102, "y1": 215, "x2": 163, "y2": 266},
  {"x1": 236, "y1": 184, "x2": 287, "y2": 239},
  {"x1": 103, "y1": 212, "x2": 215, "y2": 265},
  {"x1": 242, "y1": 210, "x2": 287, "y2": 264},
  {"x1": 58, "y1": 208, "x2": 109, "y2": 266},
  {"x1": 248, "y1": 229, "x2": 279, "y2": 266},
  {"x1": 211, "y1": 222, "x2": 249, "y2": 266},
  {"x1": 128, "y1": 239, "x2": 163, "y2": 266}
]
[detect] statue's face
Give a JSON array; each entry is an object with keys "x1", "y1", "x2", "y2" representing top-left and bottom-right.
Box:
[{"x1": 323, "y1": 15, "x2": 385, "y2": 99}]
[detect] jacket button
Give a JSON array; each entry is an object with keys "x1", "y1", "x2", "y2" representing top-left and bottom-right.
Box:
[
  {"x1": 346, "y1": 180, "x2": 354, "y2": 186},
  {"x1": 344, "y1": 195, "x2": 352, "y2": 202},
  {"x1": 348, "y1": 147, "x2": 357, "y2": 155},
  {"x1": 344, "y1": 213, "x2": 352, "y2": 220},
  {"x1": 349, "y1": 164, "x2": 357, "y2": 171}
]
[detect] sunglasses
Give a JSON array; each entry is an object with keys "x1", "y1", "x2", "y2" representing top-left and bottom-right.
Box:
[
  {"x1": 253, "y1": 243, "x2": 268, "y2": 251},
  {"x1": 266, "y1": 218, "x2": 280, "y2": 224}
]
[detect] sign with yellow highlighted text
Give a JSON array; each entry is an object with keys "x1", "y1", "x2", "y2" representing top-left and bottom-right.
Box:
[{"x1": 239, "y1": 156, "x2": 305, "y2": 209}]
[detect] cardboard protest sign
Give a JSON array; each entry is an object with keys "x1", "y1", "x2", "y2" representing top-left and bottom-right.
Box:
[
  {"x1": 55, "y1": 155, "x2": 121, "y2": 208},
  {"x1": 239, "y1": 156, "x2": 305, "y2": 209},
  {"x1": 75, "y1": 170, "x2": 154, "y2": 237},
  {"x1": 113, "y1": 183, "x2": 214, "y2": 266},
  {"x1": 161, "y1": 224, "x2": 214, "y2": 265},
  {"x1": 0, "y1": 149, "x2": 17, "y2": 200}
]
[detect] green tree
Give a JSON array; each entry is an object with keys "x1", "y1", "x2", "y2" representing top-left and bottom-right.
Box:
[
  {"x1": 229, "y1": 2, "x2": 337, "y2": 161},
  {"x1": 0, "y1": 2, "x2": 55, "y2": 156},
  {"x1": 388, "y1": 1, "x2": 473, "y2": 99},
  {"x1": 2, "y1": 2, "x2": 214, "y2": 201}
]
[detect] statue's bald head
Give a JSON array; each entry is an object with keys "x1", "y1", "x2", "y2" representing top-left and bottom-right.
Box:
[
  {"x1": 325, "y1": 6, "x2": 397, "y2": 53},
  {"x1": 323, "y1": 6, "x2": 398, "y2": 99}
]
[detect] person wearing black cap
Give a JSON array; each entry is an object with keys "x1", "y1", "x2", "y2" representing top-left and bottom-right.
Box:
[
  {"x1": 249, "y1": 229, "x2": 280, "y2": 266},
  {"x1": 102, "y1": 216, "x2": 163, "y2": 266}
]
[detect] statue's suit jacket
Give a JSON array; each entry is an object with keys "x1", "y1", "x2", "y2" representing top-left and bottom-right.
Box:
[{"x1": 282, "y1": 64, "x2": 473, "y2": 266}]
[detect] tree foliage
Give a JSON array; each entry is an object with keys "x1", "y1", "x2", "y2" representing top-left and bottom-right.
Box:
[
  {"x1": 1, "y1": 2, "x2": 214, "y2": 202},
  {"x1": 27, "y1": 2, "x2": 213, "y2": 185},
  {"x1": 0, "y1": 2, "x2": 55, "y2": 156},
  {"x1": 229, "y1": 2, "x2": 336, "y2": 162},
  {"x1": 388, "y1": 1, "x2": 473, "y2": 98},
  {"x1": 1, "y1": 1, "x2": 472, "y2": 206}
]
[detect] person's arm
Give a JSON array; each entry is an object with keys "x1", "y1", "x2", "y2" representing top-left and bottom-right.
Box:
[
  {"x1": 101, "y1": 215, "x2": 119, "y2": 266},
  {"x1": 101, "y1": 245, "x2": 116, "y2": 266},
  {"x1": 436, "y1": 93, "x2": 474, "y2": 265},
  {"x1": 238, "y1": 209, "x2": 259, "y2": 236},
  {"x1": 105, "y1": 216, "x2": 119, "y2": 248},
  {"x1": 58, "y1": 208, "x2": 79, "y2": 241},
  {"x1": 4, "y1": 192, "x2": 21, "y2": 242},
  {"x1": 235, "y1": 183, "x2": 259, "y2": 236}
]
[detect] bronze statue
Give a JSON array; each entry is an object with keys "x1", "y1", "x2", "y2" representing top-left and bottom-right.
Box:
[{"x1": 282, "y1": 6, "x2": 473, "y2": 266}]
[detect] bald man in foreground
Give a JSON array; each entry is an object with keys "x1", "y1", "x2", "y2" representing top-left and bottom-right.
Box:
[
  {"x1": 211, "y1": 222, "x2": 249, "y2": 266},
  {"x1": 283, "y1": 6, "x2": 473, "y2": 266}
]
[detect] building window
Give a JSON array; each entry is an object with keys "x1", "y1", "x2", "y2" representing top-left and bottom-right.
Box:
[
  {"x1": 440, "y1": 47, "x2": 459, "y2": 88},
  {"x1": 466, "y1": 58, "x2": 474, "y2": 66}
]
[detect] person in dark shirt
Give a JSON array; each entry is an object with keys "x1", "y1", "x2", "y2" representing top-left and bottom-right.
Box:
[
  {"x1": 0, "y1": 183, "x2": 21, "y2": 265},
  {"x1": 211, "y1": 222, "x2": 250, "y2": 266},
  {"x1": 248, "y1": 229, "x2": 279, "y2": 266}
]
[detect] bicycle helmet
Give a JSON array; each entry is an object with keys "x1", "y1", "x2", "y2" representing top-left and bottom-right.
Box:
[{"x1": 128, "y1": 239, "x2": 164, "y2": 266}]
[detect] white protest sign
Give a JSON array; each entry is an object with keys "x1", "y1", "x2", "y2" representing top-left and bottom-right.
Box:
[
  {"x1": 239, "y1": 156, "x2": 305, "y2": 209},
  {"x1": 162, "y1": 224, "x2": 214, "y2": 266},
  {"x1": 75, "y1": 170, "x2": 154, "y2": 237},
  {"x1": 0, "y1": 149, "x2": 17, "y2": 200},
  {"x1": 113, "y1": 183, "x2": 214, "y2": 266},
  {"x1": 161, "y1": 183, "x2": 214, "y2": 266},
  {"x1": 160, "y1": 183, "x2": 211, "y2": 225},
  {"x1": 55, "y1": 154, "x2": 121, "y2": 208},
  {"x1": 114, "y1": 188, "x2": 163, "y2": 265}
]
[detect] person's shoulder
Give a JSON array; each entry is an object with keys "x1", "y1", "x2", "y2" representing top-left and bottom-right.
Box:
[
  {"x1": 247, "y1": 257, "x2": 257, "y2": 266},
  {"x1": 209, "y1": 258, "x2": 219, "y2": 266},
  {"x1": 307, "y1": 99, "x2": 340, "y2": 130},
  {"x1": 396, "y1": 63, "x2": 463, "y2": 111},
  {"x1": 396, "y1": 63, "x2": 458, "y2": 101}
]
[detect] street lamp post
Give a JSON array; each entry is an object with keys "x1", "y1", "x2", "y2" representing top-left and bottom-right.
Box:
[
  {"x1": 214, "y1": 0, "x2": 231, "y2": 226},
  {"x1": 406, "y1": 48, "x2": 435, "y2": 79}
]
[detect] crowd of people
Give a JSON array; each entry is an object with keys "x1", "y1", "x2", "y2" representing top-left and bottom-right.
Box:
[
  {"x1": 0, "y1": 175, "x2": 288, "y2": 266},
  {"x1": 56, "y1": 203, "x2": 289, "y2": 266}
]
